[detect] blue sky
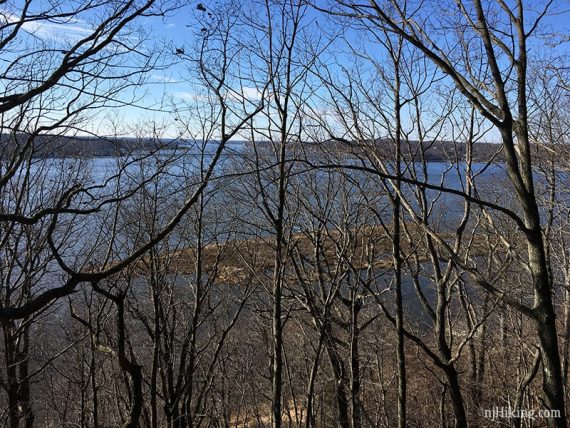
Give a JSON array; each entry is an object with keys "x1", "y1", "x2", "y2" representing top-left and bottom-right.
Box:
[
  {"x1": 1, "y1": 0, "x2": 569, "y2": 140},
  {"x1": 119, "y1": 0, "x2": 570, "y2": 140}
]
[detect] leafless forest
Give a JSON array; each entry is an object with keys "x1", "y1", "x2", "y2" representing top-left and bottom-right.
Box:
[{"x1": 1, "y1": 0, "x2": 570, "y2": 427}]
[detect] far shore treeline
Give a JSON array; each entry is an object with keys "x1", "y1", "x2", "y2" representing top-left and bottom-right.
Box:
[
  {"x1": 0, "y1": 133, "x2": 508, "y2": 162},
  {"x1": 4, "y1": 133, "x2": 570, "y2": 166}
]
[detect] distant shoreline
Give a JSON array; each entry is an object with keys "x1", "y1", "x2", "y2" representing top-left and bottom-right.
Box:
[{"x1": 2, "y1": 134, "x2": 565, "y2": 167}]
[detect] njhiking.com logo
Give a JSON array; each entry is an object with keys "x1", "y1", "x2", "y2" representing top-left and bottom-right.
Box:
[{"x1": 483, "y1": 406, "x2": 561, "y2": 421}]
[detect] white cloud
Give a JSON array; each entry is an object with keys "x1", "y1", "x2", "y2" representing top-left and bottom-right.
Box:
[
  {"x1": 152, "y1": 74, "x2": 179, "y2": 83},
  {"x1": 173, "y1": 91, "x2": 195, "y2": 100},
  {"x1": 1, "y1": 9, "x2": 93, "y2": 43},
  {"x1": 26, "y1": 22, "x2": 92, "y2": 41},
  {"x1": 228, "y1": 86, "x2": 264, "y2": 102},
  {"x1": 173, "y1": 87, "x2": 271, "y2": 104},
  {"x1": 172, "y1": 91, "x2": 211, "y2": 102},
  {"x1": 241, "y1": 86, "x2": 263, "y2": 100}
]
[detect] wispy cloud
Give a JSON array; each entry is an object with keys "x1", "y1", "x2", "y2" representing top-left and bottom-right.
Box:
[
  {"x1": 152, "y1": 74, "x2": 180, "y2": 83},
  {"x1": 172, "y1": 91, "x2": 211, "y2": 102},
  {"x1": 174, "y1": 87, "x2": 268, "y2": 104},
  {"x1": 1, "y1": 9, "x2": 93, "y2": 43},
  {"x1": 173, "y1": 91, "x2": 195, "y2": 100},
  {"x1": 228, "y1": 86, "x2": 264, "y2": 102}
]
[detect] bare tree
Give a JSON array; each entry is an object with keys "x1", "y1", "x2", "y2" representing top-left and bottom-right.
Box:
[{"x1": 312, "y1": 1, "x2": 569, "y2": 425}]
